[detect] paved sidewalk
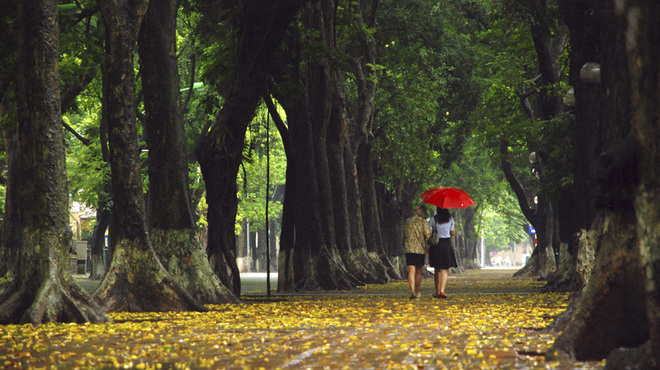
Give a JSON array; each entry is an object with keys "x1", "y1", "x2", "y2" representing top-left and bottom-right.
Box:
[{"x1": 3, "y1": 268, "x2": 606, "y2": 369}]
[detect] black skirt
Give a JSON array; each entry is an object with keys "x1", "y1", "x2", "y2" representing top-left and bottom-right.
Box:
[{"x1": 429, "y1": 238, "x2": 458, "y2": 269}]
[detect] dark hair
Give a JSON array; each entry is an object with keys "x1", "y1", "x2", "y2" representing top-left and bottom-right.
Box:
[{"x1": 434, "y1": 207, "x2": 451, "y2": 224}]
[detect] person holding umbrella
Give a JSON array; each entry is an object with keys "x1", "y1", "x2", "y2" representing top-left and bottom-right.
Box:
[
  {"x1": 420, "y1": 186, "x2": 474, "y2": 299},
  {"x1": 428, "y1": 207, "x2": 458, "y2": 298},
  {"x1": 403, "y1": 204, "x2": 432, "y2": 299}
]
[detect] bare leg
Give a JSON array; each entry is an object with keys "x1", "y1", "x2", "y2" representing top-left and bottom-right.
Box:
[
  {"x1": 439, "y1": 269, "x2": 448, "y2": 294},
  {"x1": 434, "y1": 269, "x2": 441, "y2": 296},
  {"x1": 414, "y1": 266, "x2": 423, "y2": 294},
  {"x1": 408, "y1": 265, "x2": 416, "y2": 294}
]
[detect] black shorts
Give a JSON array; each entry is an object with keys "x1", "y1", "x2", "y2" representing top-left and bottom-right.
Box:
[{"x1": 405, "y1": 253, "x2": 425, "y2": 266}]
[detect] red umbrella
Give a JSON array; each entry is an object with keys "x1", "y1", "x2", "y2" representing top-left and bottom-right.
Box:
[{"x1": 420, "y1": 187, "x2": 475, "y2": 209}]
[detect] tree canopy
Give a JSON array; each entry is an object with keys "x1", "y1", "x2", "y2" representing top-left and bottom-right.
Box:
[{"x1": 2, "y1": 1, "x2": 659, "y2": 366}]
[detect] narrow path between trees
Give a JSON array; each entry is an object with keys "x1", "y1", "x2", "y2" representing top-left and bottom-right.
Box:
[{"x1": 1, "y1": 269, "x2": 605, "y2": 369}]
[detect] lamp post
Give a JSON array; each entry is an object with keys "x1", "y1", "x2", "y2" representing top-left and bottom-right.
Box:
[{"x1": 580, "y1": 62, "x2": 601, "y2": 84}]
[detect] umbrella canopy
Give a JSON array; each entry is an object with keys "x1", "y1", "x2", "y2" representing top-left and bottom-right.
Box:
[{"x1": 420, "y1": 187, "x2": 475, "y2": 209}]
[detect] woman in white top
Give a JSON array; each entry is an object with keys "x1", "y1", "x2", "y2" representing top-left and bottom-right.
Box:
[{"x1": 428, "y1": 207, "x2": 458, "y2": 298}]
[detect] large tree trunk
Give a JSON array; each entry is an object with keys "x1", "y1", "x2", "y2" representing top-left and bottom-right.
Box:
[
  {"x1": 276, "y1": 0, "x2": 391, "y2": 291},
  {"x1": 630, "y1": 3, "x2": 660, "y2": 365},
  {"x1": 358, "y1": 140, "x2": 401, "y2": 280},
  {"x1": 276, "y1": 95, "x2": 329, "y2": 291},
  {"x1": 269, "y1": 97, "x2": 297, "y2": 293},
  {"x1": 548, "y1": 0, "x2": 605, "y2": 294},
  {"x1": 88, "y1": 202, "x2": 110, "y2": 279},
  {"x1": 375, "y1": 182, "x2": 409, "y2": 275},
  {"x1": 501, "y1": 141, "x2": 556, "y2": 277},
  {"x1": 0, "y1": 0, "x2": 107, "y2": 324},
  {"x1": 303, "y1": 1, "x2": 358, "y2": 289},
  {"x1": 197, "y1": 94, "x2": 254, "y2": 296},
  {"x1": 503, "y1": 0, "x2": 566, "y2": 280},
  {"x1": 197, "y1": 1, "x2": 303, "y2": 296},
  {"x1": 138, "y1": 0, "x2": 237, "y2": 304},
  {"x1": 341, "y1": 0, "x2": 391, "y2": 284},
  {"x1": 270, "y1": 38, "x2": 356, "y2": 291},
  {"x1": 93, "y1": 0, "x2": 205, "y2": 313},
  {"x1": 89, "y1": 105, "x2": 113, "y2": 279},
  {"x1": 549, "y1": 1, "x2": 660, "y2": 367},
  {"x1": 451, "y1": 208, "x2": 478, "y2": 269}
]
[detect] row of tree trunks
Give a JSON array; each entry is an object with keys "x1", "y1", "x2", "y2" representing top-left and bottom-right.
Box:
[
  {"x1": 276, "y1": 0, "x2": 394, "y2": 291},
  {"x1": 339, "y1": 1, "x2": 393, "y2": 283},
  {"x1": 549, "y1": 1, "x2": 659, "y2": 367},
  {"x1": 358, "y1": 140, "x2": 401, "y2": 280},
  {"x1": 453, "y1": 208, "x2": 479, "y2": 269},
  {"x1": 92, "y1": 0, "x2": 206, "y2": 313},
  {"x1": 0, "y1": 0, "x2": 107, "y2": 324}
]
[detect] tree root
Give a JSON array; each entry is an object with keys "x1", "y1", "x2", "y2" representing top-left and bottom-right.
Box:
[
  {"x1": 151, "y1": 229, "x2": 238, "y2": 304},
  {"x1": 0, "y1": 266, "x2": 108, "y2": 324},
  {"x1": 92, "y1": 241, "x2": 208, "y2": 313}
]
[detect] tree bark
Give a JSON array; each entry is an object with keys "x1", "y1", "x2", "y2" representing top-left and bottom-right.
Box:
[
  {"x1": 88, "y1": 97, "x2": 112, "y2": 279},
  {"x1": 500, "y1": 140, "x2": 556, "y2": 277},
  {"x1": 504, "y1": 0, "x2": 568, "y2": 280},
  {"x1": 276, "y1": 0, "x2": 393, "y2": 290},
  {"x1": 88, "y1": 202, "x2": 110, "y2": 279},
  {"x1": 548, "y1": 1, "x2": 659, "y2": 367},
  {"x1": 197, "y1": 0, "x2": 303, "y2": 296},
  {"x1": 629, "y1": 2, "x2": 660, "y2": 364},
  {"x1": 358, "y1": 140, "x2": 401, "y2": 280},
  {"x1": 93, "y1": 0, "x2": 206, "y2": 313},
  {"x1": 0, "y1": 0, "x2": 107, "y2": 324},
  {"x1": 138, "y1": 0, "x2": 237, "y2": 304}
]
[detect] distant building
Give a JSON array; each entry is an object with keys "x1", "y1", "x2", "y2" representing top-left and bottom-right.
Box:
[
  {"x1": 491, "y1": 242, "x2": 533, "y2": 266},
  {"x1": 69, "y1": 201, "x2": 95, "y2": 274}
]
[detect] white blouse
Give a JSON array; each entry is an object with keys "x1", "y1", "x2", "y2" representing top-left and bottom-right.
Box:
[{"x1": 430, "y1": 217, "x2": 455, "y2": 238}]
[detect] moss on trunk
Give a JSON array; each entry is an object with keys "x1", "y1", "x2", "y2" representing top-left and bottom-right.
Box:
[
  {"x1": 151, "y1": 229, "x2": 238, "y2": 304},
  {"x1": 93, "y1": 239, "x2": 207, "y2": 312},
  {"x1": 0, "y1": 230, "x2": 108, "y2": 324}
]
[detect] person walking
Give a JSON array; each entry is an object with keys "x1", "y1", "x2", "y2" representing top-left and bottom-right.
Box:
[
  {"x1": 428, "y1": 207, "x2": 458, "y2": 298},
  {"x1": 403, "y1": 204, "x2": 432, "y2": 299}
]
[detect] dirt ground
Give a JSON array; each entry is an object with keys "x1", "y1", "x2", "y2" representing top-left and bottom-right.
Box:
[{"x1": 0, "y1": 269, "x2": 605, "y2": 369}]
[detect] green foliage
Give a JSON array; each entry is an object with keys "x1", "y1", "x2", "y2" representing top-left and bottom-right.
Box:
[
  {"x1": 235, "y1": 106, "x2": 286, "y2": 232},
  {"x1": 182, "y1": 0, "x2": 238, "y2": 105},
  {"x1": 471, "y1": 0, "x2": 572, "y2": 210},
  {"x1": 2, "y1": 0, "x2": 571, "y2": 259},
  {"x1": 372, "y1": 0, "x2": 485, "y2": 206},
  {"x1": 58, "y1": 3, "x2": 108, "y2": 212},
  {"x1": 372, "y1": 0, "x2": 453, "y2": 191},
  {"x1": 65, "y1": 112, "x2": 110, "y2": 209},
  {"x1": 482, "y1": 203, "x2": 529, "y2": 252}
]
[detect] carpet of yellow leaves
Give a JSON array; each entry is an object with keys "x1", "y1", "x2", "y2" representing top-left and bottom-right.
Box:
[{"x1": 0, "y1": 269, "x2": 606, "y2": 369}]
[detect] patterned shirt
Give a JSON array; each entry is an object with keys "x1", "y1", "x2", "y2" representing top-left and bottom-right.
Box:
[{"x1": 404, "y1": 215, "x2": 432, "y2": 254}]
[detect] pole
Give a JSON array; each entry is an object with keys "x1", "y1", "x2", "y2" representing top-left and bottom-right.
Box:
[{"x1": 266, "y1": 113, "x2": 271, "y2": 296}]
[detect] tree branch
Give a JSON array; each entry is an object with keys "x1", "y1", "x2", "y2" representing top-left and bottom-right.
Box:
[
  {"x1": 263, "y1": 93, "x2": 291, "y2": 155},
  {"x1": 500, "y1": 139, "x2": 535, "y2": 222},
  {"x1": 63, "y1": 119, "x2": 91, "y2": 146}
]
